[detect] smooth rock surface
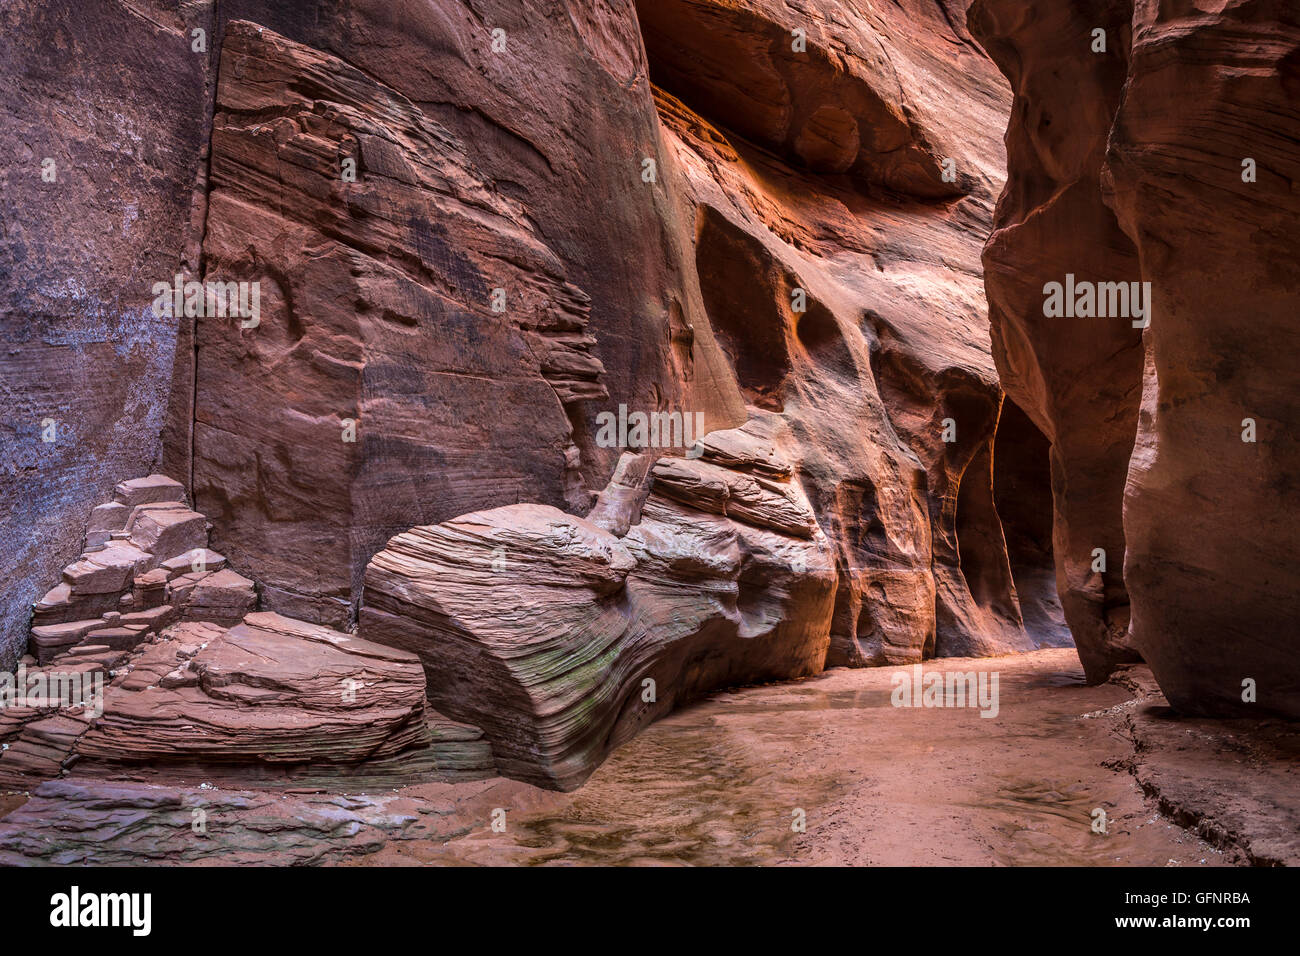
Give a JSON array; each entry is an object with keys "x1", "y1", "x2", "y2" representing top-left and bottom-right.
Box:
[
  {"x1": 968, "y1": 0, "x2": 1145, "y2": 681},
  {"x1": 1103, "y1": 0, "x2": 1300, "y2": 718}
]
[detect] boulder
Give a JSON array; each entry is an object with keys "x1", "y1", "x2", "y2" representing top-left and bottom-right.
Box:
[{"x1": 362, "y1": 423, "x2": 837, "y2": 790}]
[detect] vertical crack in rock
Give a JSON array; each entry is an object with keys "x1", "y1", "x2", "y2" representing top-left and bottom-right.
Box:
[{"x1": 0, "y1": 0, "x2": 210, "y2": 670}]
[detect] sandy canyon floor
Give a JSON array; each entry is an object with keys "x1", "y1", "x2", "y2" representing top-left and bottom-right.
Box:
[
  {"x1": 336, "y1": 650, "x2": 1295, "y2": 867},
  {"x1": 1, "y1": 648, "x2": 1293, "y2": 866}
]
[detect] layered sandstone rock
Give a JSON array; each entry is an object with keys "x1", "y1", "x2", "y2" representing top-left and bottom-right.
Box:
[
  {"x1": 970, "y1": 0, "x2": 1300, "y2": 715},
  {"x1": 0, "y1": 779, "x2": 423, "y2": 866},
  {"x1": 27, "y1": 475, "x2": 248, "y2": 663},
  {"x1": 0, "y1": 1, "x2": 210, "y2": 670},
  {"x1": 5, "y1": 485, "x2": 495, "y2": 792},
  {"x1": 169, "y1": 5, "x2": 754, "y2": 629},
  {"x1": 26, "y1": 473, "x2": 243, "y2": 660},
  {"x1": 190, "y1": 20, "x2": 613, "y2": 628},
  {"x1": 968, "y1": 0, "x2": 1145, "y2": 682},
  {"x1": 5, "y1": 613, "x2": 494, "y2": 792},
  {"x1": 4, "y1": 3, "x2": 1060, "y2": 674},
  {"x1": 1103, "y1": 1, "x2": 1300, "y2": 718},
  {"x1": 76, "y1": 613, "x2": 433, "y2": 767},
  {"x1": 362, "y1": 419, "x2": 836, "y2": 790}
]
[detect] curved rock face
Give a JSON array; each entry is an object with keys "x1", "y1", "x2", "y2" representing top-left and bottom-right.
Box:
[
  {"x1": 646, "y1": 0, "x2": 1047, "y2": 666},
  {"x1": 363, "y1": 421, "x2": 837, "y2": 790},
  {"x1": 176, "y1": 6, "x2": 750, "y2": 628},
  {"x1": 968, "y1": 0, "x2": 1145, "y2": 682},
  {"x1": 970, "y1": 0, "x2": 1300, "y2": 716},
  {"x1": 349, "y1": 1, "x2": 1096, "y2": 788},
  {"x1": 1103, "y1": 2, "x2": 1300, "y2": 718}
]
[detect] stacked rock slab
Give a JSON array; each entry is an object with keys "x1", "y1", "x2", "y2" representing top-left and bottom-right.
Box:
[
  {"x1": 71, "y1": 612, "x2": 493, "y2": 787},
  {"x1": 2, "y1": 613, "x2": 493, "y2": 792},
  {"x1": 5, "y1": 480, "x2": 495, "y2": 791},
  {"x1": 28, "y1": 475, "x2": 254, "y2": 664},
  {"x1": 362, "y1": 419, "x2": 837, "y2": 791}
]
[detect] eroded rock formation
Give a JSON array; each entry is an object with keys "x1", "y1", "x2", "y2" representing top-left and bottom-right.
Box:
[
  {"x1": 642, "y1": 0, "x2": 1047, "y2": 665},
  {"x1": 1, "y1": 481, "x2": 495, "y2": 793},
  {"x1": 970, "y1": 0, "x2": 1300, "y2": 716},
  {"x1": 192, "y1": 21, "x2": 612, "y2": 627},
  {"x1": 0, "y1": 779, "x2": 425, "y2": 866},
  {"x1": 2, "y1": 1, "x2": 1089, "y2": 792},
  {"x1": 0, "y1": 0, "x2": 1294, "y2": 830},
  {"x1": 363, "y1": 420, "x2": 836, "y2": 789},
  {"x1": 29, "y1": 475, "x2": 251, "y2": 663}
]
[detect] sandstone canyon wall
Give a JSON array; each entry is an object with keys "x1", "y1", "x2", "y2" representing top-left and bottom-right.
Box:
[
  {"x1": 1105, "y1": 0, "x2": 1300, "y2": 719},
  {"x1": 2, "y1": 0, "x2": 1077, "y2": 788},
  {"x1": 6, "y1": 0, "x2": 1295, "y2": 796},
  {"x1": 0, "y1": 0, "x2": 209, "y2": 673},
  {"x1": 970, "y1": 0, "x2": 1300, "y2": 717}
]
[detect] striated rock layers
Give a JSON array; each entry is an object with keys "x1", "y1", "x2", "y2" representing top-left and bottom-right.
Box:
[
  {"x1": 191, "y1": 20, "x2": 614, "y2": 628},
  {"x1": 638, "y1": 0, "x2": 1046, "y2": 665},
  {"x1": 28, "y1": 474, "x2": 251, "y2": 664},
  {"x1": 970, "y1": 0, "x2": 1300, "y2": 716},
  {"x1": 0, "y1": 779, "x2": 425, "y2": 866},
  {"x1": 1, "y1": 481, "x2": 494, "y2": 793},
  {"x1": 363, "y1": 420, "x2": 836, "y2": 790}
]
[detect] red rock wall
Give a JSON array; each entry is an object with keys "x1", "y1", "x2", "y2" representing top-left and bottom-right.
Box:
[
  {"x1": 969, "y1": 0, "x2": 1145, "y2": 682},
  {"x1": 971, "y1": 0, "x2": 1300, "y2": 715},
  {"x1": 0, "y1": 0, "x2": 211, "y2": 669},
  {"x1": 178, "y1": 2, "x2": 750, "y2": 626},
  {"x1": 643, "y1": 0, "x2": 1045, "y2": 663},
  {"x1": 1105, "y1": 0, "x2": 1300, "y2": 718},
  {"x1": 5, "y1": 1, "x2": 1068, "y2": 696}
]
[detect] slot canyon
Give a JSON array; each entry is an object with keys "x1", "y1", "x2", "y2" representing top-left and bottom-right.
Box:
[{"x1": 0, "y1": 0, "x2": 1296, "y2": 873}]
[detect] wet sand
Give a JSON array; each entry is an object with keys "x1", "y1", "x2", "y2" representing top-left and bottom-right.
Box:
[{"x1": 350, "y1": 649, "x2": 1227, "y2": 866}]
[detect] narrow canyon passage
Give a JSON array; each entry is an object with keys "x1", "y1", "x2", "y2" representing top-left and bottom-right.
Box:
[
  {"x1": 348, "y1": 651, "x2": 1223, "y2": 867},
  {"x1": 1, "y1": 0, "x2": 1296, "y2": 883}
]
